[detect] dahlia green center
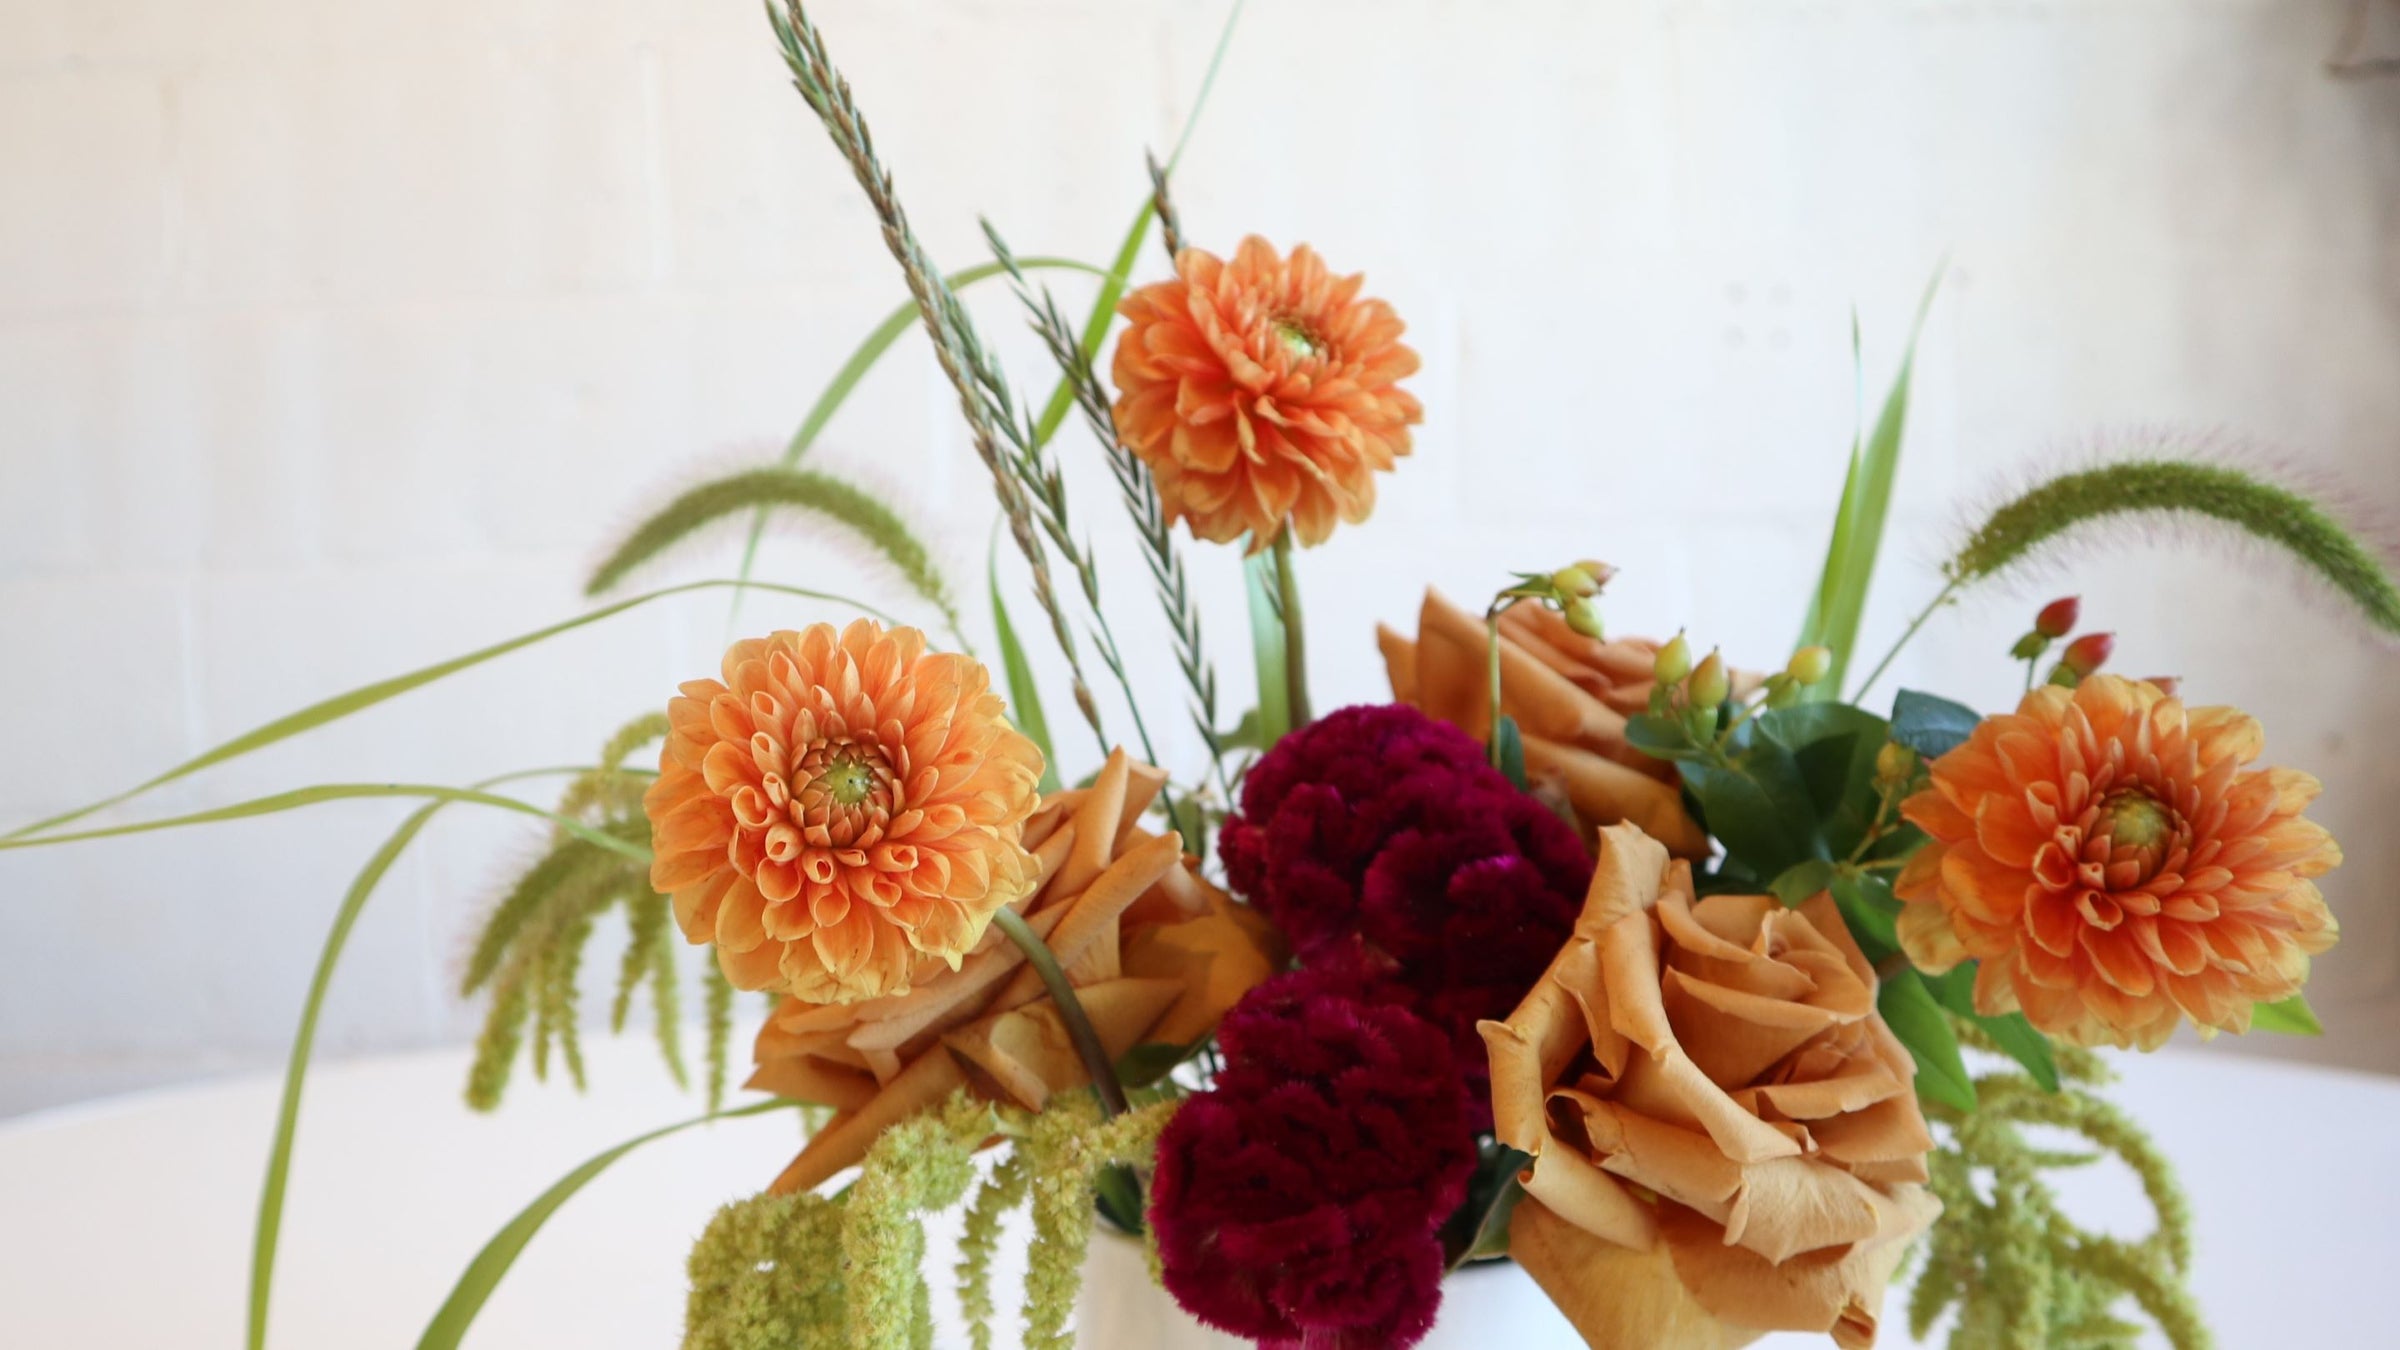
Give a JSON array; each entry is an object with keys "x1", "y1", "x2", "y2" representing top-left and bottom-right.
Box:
[
  {"x1": 1272, "y1": 318, "x2": 1321, "y2": 360},
  {"x1": 822, "y1": 754, "x2": 881, "y2": 807},
  {"x1": 2098, "y1": 790, "x2": 2172, "y2": 850}
]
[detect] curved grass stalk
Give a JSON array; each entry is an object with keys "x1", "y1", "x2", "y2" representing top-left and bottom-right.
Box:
[
  {"x1": 0, "y1": 783, "x2": 650, "y2": 861},
  {"x1": 415, "y1": 1098, "x2": 798, "y2": 1350},
  {"x1": 2, "y1": 578, "x2": 891, "y2": 845},
  {"x1": 723, "y1": 256, "x2": 1108, "y2": 620},
  {"x1": 247, "y1": 766, "x2": 596, "y2": 1350}
]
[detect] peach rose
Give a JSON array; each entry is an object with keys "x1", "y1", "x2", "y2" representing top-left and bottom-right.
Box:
[
  {"x1": 1380, "y1": 590, "x2": 1710, "y2": 857},
  {"x1": 1481, "y1": 825, "x2": 1938, "y2": 1349},
  {"x1": 753, "y1": 750, "x2": 1282, "y2": 1194}
]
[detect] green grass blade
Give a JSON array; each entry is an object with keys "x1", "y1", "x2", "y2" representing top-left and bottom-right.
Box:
[
  {"x1": 413, "y1": 1098, "x2": 795, "y2": 1350},
  {"x1": 728, "y1": 258, "x2": 1108, "y2": 614},
  {"x1": 1243, "y1": 549, "x2": 1292, "y2": 745},
  {"x1": 989, "y1": 533, "x2": 1062, "y2": 794},
  {"x1": 1799, "y1": 273, "x2": 1942, "y2": 697},
  {"x1": 0, "y1": 783, "x2": 651, "y2": 861},
  {"x1": 1023, "y1": 0, "x2": 1245, "y2": 451},
  {"x1": 247, "y1": 767, "x2": 588, "y2": 1350},
  {"x1": 3, "y1": 579, "x2": 892, "y2": 844},
  {"x1": 589, "y1": 467, "x2": 966, "y2": 645}
]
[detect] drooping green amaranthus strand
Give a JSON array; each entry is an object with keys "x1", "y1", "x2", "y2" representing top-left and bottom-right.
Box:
[
  {"x1": 766, "y1": 0, "x2": 1108, "y2": 759},
  {"x1": 839, "y1": 1096, "x2": 990, "y2": 1350},
  {"x1": 1911, "y1": 1021, "x2": 2209, "y2": 1350},
  {"x1": 955, "y1": 1151, "x2": 1032, "y2": 1350},
  {"x1": 986, "y1": 222, "x2": 1226, "y2": 802}
]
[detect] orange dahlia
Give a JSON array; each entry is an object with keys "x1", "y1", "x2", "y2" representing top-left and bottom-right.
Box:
[
  {"x1": 1896, "y1": 675, "x2": 2340, "y2": 1048},
  {"x1": 644, "y1": 621, "x2": 1044, "y2": 1006},
  {"x1": 1111, "y1": 235, "x2": 1422, "y2": 550}
]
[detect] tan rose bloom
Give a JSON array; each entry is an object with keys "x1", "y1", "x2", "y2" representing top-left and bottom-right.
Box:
[
  {"x1": 1481, "y1": 825, "x2": 1939, "y2": 1349},
  {"x1": 1379, "y1": 589, "x2": 1710, "y2": 858},
  {"x1": 753, "y1": 750, "x2": 1282, "y2": 1194}
]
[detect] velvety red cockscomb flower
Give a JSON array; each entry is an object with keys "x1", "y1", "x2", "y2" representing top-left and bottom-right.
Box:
[
  {"x1": 1150, "y1": 969, "x2": 1477, "y2": 1350},
  {"x1": 1217, "y1": 703, "x2": 1591, "y2": 1127}
]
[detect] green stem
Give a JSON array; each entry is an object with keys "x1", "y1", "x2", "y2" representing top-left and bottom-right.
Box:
[
  {"x1": 1271, "y1": 529, "x2": 1312, "y2": 728},
  {"x1": 1484, "y1": 603, "x2": 1509, "y2": 772},
  {"x1": 988, "y1": 908, "x2": 1127, "y2": 1118},
  {"x1": 1851, "y1": 576, "x2": 1962, "y2": 704}
]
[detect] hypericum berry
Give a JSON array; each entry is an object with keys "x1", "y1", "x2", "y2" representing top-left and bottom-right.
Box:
[
  {"x1": 2060, "y1": 631, "x2": 2115, "y2": 677},
  {"x1": 2035, "y1": 596, "x2": 2081, "y2": 639},
  {"x1": 1786, "y1": 645, "x2": 1833, "y2": 686},
  {"x1": 1652, "y1": 633, "x2": 1693, "y2": 686},
  {"x1": 1688, "y1": 650, "x2": 1730, "y2": 710}
]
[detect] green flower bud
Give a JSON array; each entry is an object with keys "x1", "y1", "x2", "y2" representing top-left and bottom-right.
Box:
[
  {"x1": 1786, "y1": 645, "x2": 1833, "y2": 686},
  {"x1": 1689, "y1": 650, "x2": 1730, "y2": 709},
  {"x1": 1764, "y1": 672, "x2": 1803, "y2": 708},
  {"x1": 1550, "y1": 565, "x2": 1602, "y2": 599},
  {"x1": 1875, "y1": 741, "x2": 1918, "y2": 784},
  {"x1": 1652, "y1": 633, "x2": 1693, "y2": 686},
  {"x1": 1564, "y1": 594, "x2": 1606, "y2": 639}
]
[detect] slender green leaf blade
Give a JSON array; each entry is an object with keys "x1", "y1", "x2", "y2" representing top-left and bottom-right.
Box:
[
  {"x1": 1798, "y1": 273, "x2": 1942, "y2": 697},
  {"x1": 990, "y1": 538, "x2": 1061, "y2": 795},
  {"x1": 1922, "y1": 966, "x2": 2061, "y2": 1092},
  {"x1": 0, "y1": 783, "x2": 650, "y2": 860},
  {"x1": 1243, "y1": 550, "x2": 1292, "y2": 746},
  {"x1": 3, "y1": 579, "x2": 892, "y2": 844},
  {"x1": 1878, "y1": 968, "x2": 1977, "y2": 1111},
  {"x1": 414, "y1": 1099, "x2": 794, "y2": 1350},
  {"x1": 1493, "y1": 715, "x2": 1528, "y2": 791},
  {"x1": 730, "y1": 258, "x2": 1108, "y2": 607},
  {"x1": 2250, "y1": 993, "x2": 2325, "y2": 1036}
]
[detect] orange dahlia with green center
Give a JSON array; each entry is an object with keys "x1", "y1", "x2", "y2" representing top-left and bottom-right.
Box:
[
  {"x1": 1111, "y1": 235, "x2": 1422, "y2": 550},
  {"x1": 1896, "y1": 674, "x2": 2340, "y2": 1048},
  {"x1": 644, "y1": 621, "x2": 1044, "y2": 1005}
]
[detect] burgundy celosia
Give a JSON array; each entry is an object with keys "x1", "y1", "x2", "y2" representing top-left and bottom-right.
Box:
[
  {"x1": 1218, "y1": 703, "x2": 1591, "y2": 1127},
  {"x1": 1150, "y1": 969, "x2": 1477, "y2": 1350}
]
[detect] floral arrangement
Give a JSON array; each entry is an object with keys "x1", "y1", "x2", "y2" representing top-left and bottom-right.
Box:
[{"x1": 8, "y1": 4, "x2": 2398, "y2": 1350}]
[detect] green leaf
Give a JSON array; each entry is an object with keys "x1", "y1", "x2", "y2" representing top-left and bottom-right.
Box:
[
  {"x1": 590, "y1": 467, "x2": 963, "y2": 644},
  {"x1": 414, "y1": 1098, "x2": 796, "y2": 1350},
  {"x1": 1682, "y1": 746, "x2": 1819, "y2": 879},
  {"x1": 989, "y1": 534, "x2": 1062, "y2": 795},
  {"x1": 1113, "y1": 1040, "x2": 1202, "y2": 1090},
  {"x1": 1889, "y1": 688, "x2": 1983, "y2": 759},
  {"x1": 1827, "y1": 870, "x2": 1902, "y2": 966},
  {"x1": 1797, "y1": 270, "x2": 1943, "y2": 697},
  {"x1": 1877, "y1": 968, "x2": 1978, "y2": 1112},
  {"x1": 1770, "y1": 859, "x2": 1838, "y2": 908},
  {"x1": 0, "y1": 782, "x2": 650, "y2": 860},
  {"x1": 728, "y1": 257, "x2": 1109, "y2": 610},
  {"x1": 2250, "y1": 993, "x2": 2325, "y2": 1036},
  {"x1": 1493, "y1": 715, "x2": 1528, "y2": 791},
  {"x1": 3, "y1": 578, "x2": 894, "y2": 845},
  {"x1": 1922, "y1": 965, "x2": 2061, "y2": 1092},
  {"x1": 248, "y1": 766, "x2": 589, "y2": 1350},
  {"x1": 1624, "y1": 713, "x2": 1697, "y2": 761},
  {"x1": 1243, "y1": 549, "x2": 1293, "y2": 747},
  {"x1": 1758, "y1": 702, "x2": 1889, "y2": 854},
  {"x1": 1445, "y1": 1146, "x2": 1533, "y2": 1271}
]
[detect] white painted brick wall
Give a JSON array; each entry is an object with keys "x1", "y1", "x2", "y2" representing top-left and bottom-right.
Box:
[{"x1": 4, "y1": 0, "x2": 2397, "y2": 1114}]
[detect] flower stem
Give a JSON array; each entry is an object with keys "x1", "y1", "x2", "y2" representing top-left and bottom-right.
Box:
[
  {"x1": 988, "y1": 907, "x2": 1127, "y2": 1118},
  {"x1": 1851, "y1": 576, "x2": 1961, "y2": 704},
  {"x1": 1271, "y1": 529, "x2": 1312, "y2": 728},
  {"x1": 1484, "y1": 602, "x2": 1510, "y2": 772}
]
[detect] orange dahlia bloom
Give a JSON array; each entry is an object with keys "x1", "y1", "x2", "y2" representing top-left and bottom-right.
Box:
[
  {"x1": 1896, "y1": 675, "x2": 2340, "y2": 1049},
  {"x1": 1111, "y1": 236, "x2": 1421, "y2": 550},
  {"x1": 644, "y1": 621, "x2": 1044, "y2": 1006}
]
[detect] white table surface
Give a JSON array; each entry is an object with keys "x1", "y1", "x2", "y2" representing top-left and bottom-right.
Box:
[{"x1": 3, "y1": 1032, "x2": 2393, "y2": 1349}]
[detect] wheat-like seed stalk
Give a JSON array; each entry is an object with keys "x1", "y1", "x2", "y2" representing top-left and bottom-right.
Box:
[
  {"x1": 768, "y1": 0, "x2": 1107, "y2": 752},
  {"x1": 1146, "y1": 151, "x2": 1186, "y2": 262},
  {"x1": 985, "y1": 222, "x2": 1228, "y2": 798}
]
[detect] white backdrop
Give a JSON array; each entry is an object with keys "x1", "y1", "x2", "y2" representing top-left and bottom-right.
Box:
[{"x1": 3, "y1": 0, "x2": 2397, "y2": 1116}]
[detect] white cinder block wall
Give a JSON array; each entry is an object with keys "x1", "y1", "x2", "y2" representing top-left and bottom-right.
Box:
[{"x1": 3, "y1": 0, "x2": 2397, "y2": 1115}]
